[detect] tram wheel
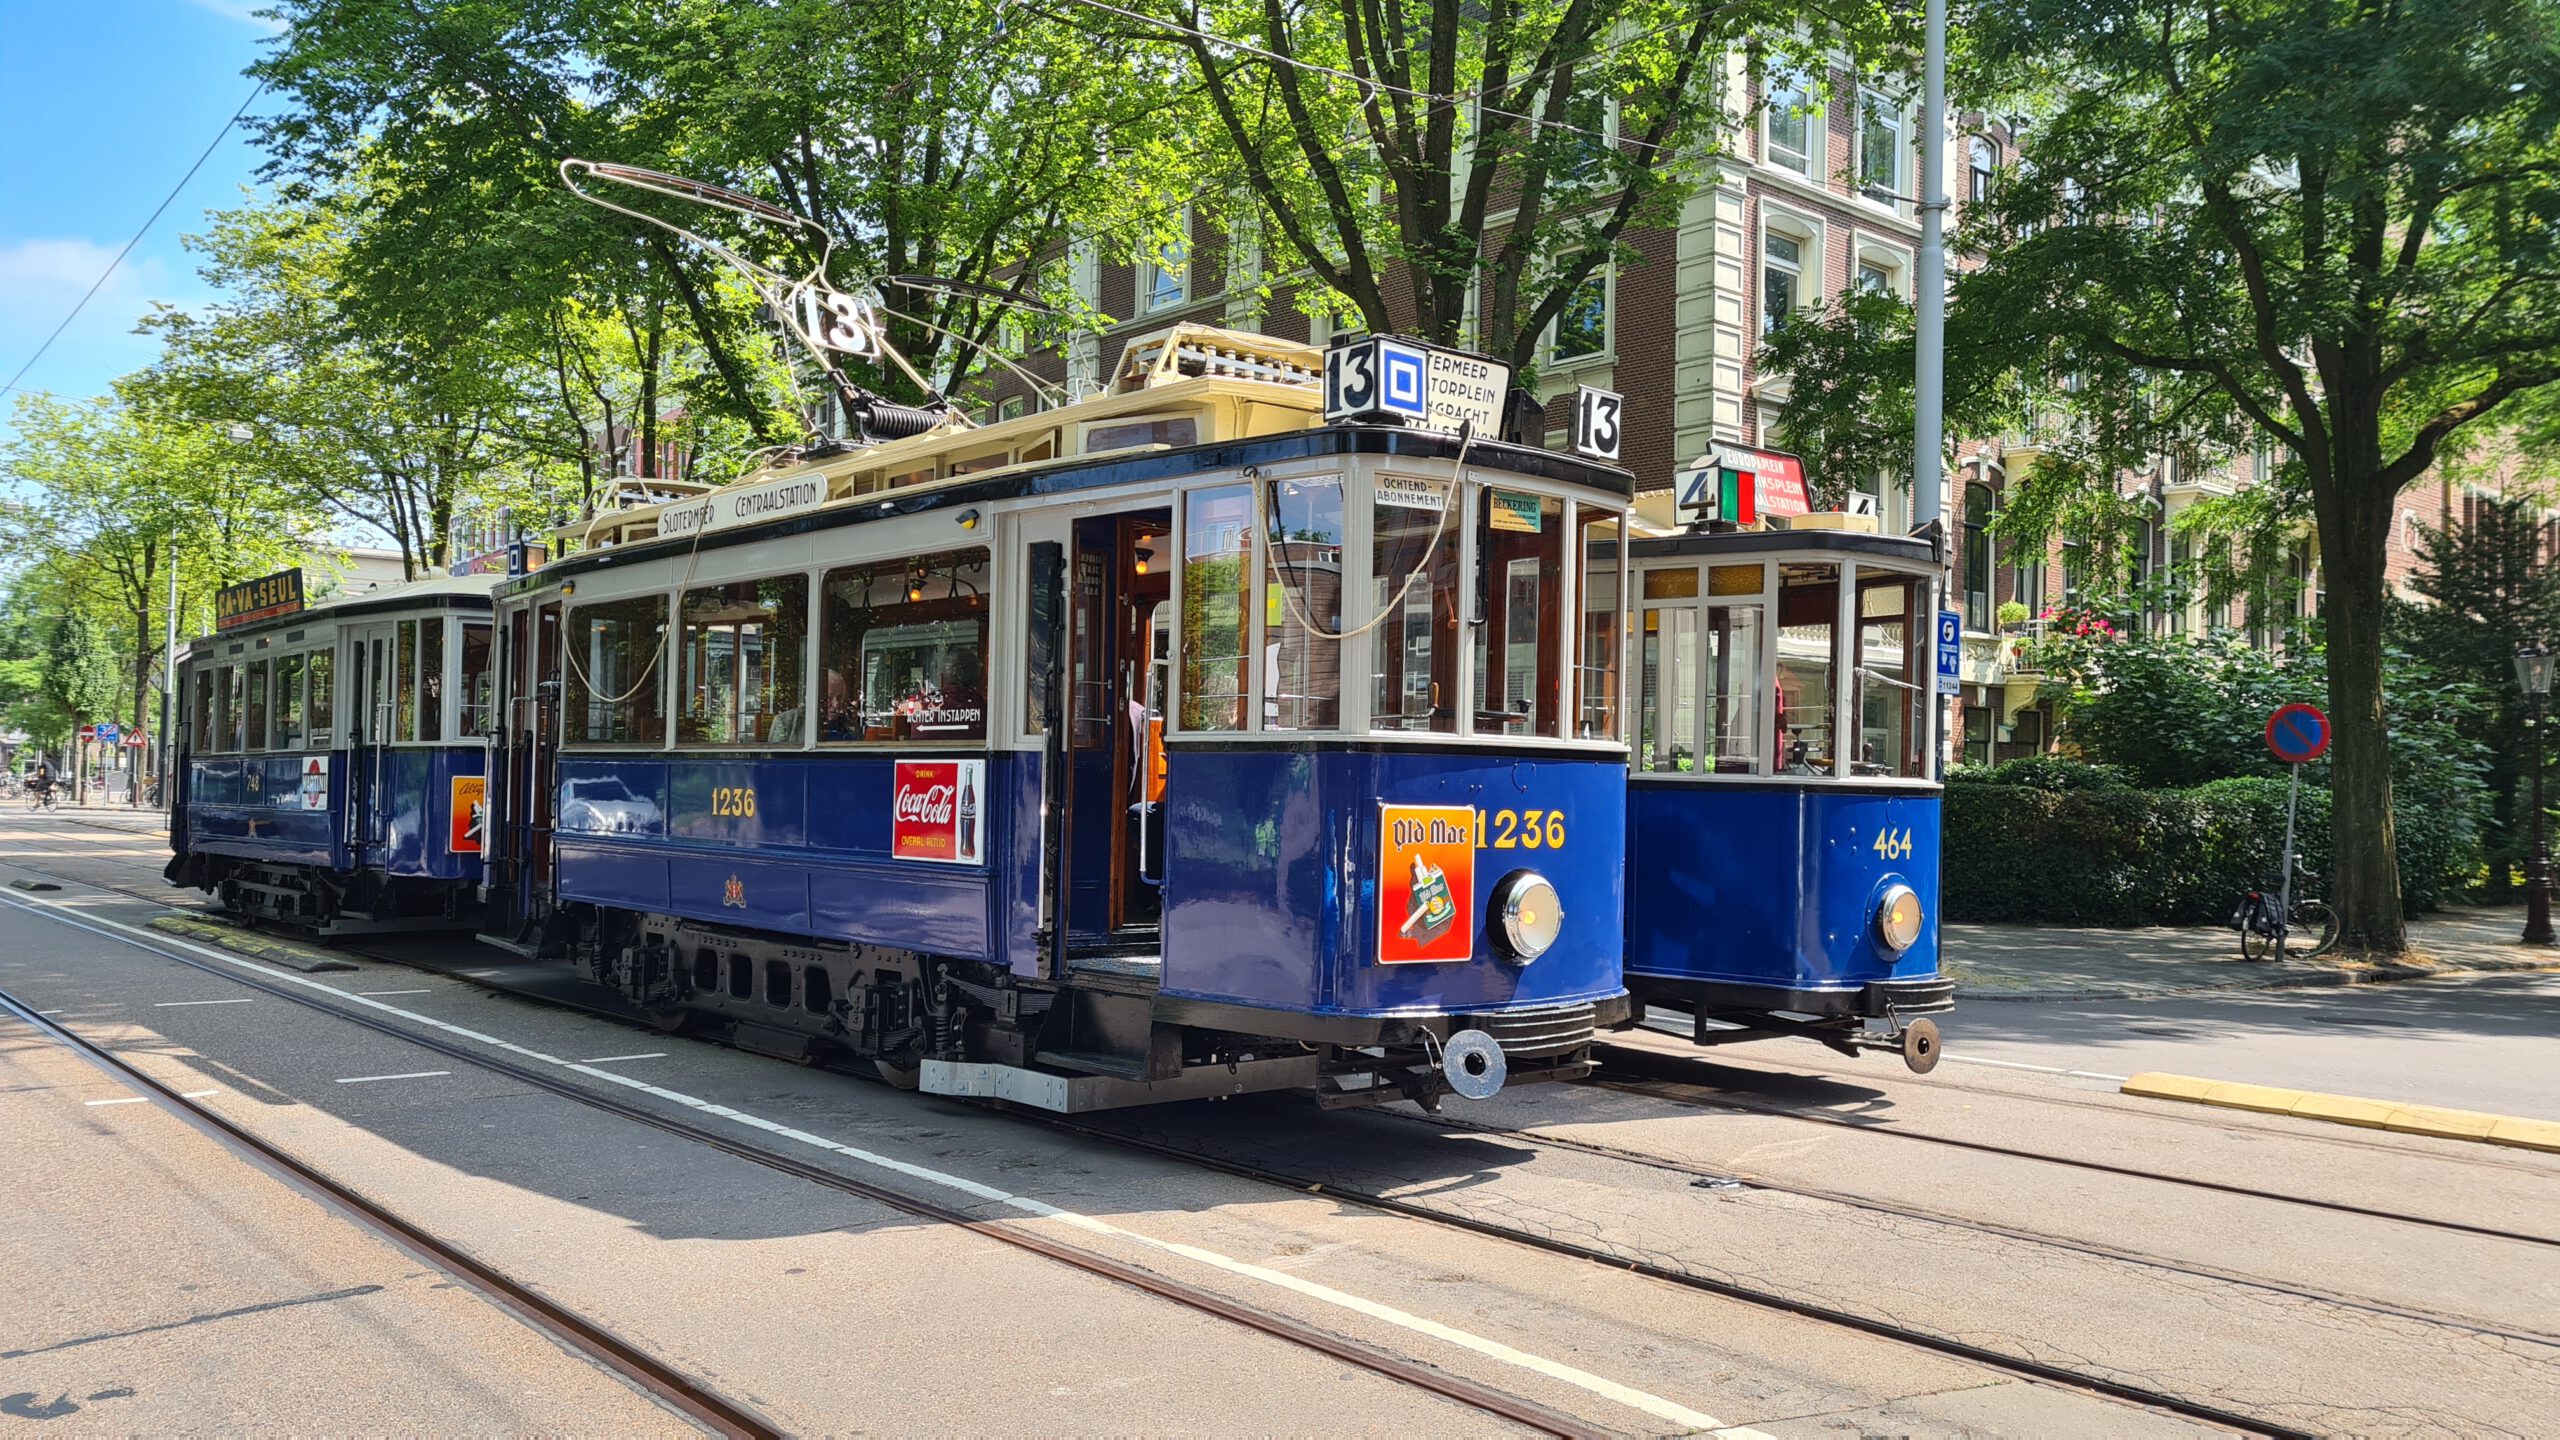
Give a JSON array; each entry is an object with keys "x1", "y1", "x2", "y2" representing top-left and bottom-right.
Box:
[
  {"x1": 874, "y1": 1057, "x2": 922, "y2": 1090},
  {"x1": 1900, "y1": 1017, "x2": 1941, "y2": 1074},
  {"x1": 647, "y1": 1006, "x2": 694, "y2": 1036}
]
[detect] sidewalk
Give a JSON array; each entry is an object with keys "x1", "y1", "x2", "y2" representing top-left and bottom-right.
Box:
[{"x1": 1946, "y1": 906, "x2": 2560, "y2": 1001}]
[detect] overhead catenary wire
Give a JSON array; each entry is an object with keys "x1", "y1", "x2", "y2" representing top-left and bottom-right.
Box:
[{"x1": 0, "y1": 82, "x2": 268, "y2": 404}]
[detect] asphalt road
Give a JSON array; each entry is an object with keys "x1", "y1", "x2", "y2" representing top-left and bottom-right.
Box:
[{"x1": 5, "y1": 809, "x2": 2556, "y2": 1434}]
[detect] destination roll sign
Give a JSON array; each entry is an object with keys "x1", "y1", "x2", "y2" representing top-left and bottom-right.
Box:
[
  {"x1": 1323, "y1": 334, "x2": 1510, "y2": 438},
  {"x1": 214, "y1": 567, "x2": 307, "y2": 631}
]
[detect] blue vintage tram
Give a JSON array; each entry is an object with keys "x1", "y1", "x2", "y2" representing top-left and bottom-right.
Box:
[
  {"x1": 167, "y1": 572, "x2": 501, "y2": 932},
  {"x1": 1621, "y1": 524, "x2": 1952, "y2": 1070},
  {"x1": 477, "y1": 326, "x2": 1634, "y2": 1109}
]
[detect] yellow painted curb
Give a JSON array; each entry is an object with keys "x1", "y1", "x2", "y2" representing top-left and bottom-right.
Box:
[
  {"x1": 2123, "y1": 1072, "x2": 2560, "y2": 1155},
  {"x1": 146, "y1": 914, "x2": 356, "y2": 974}
]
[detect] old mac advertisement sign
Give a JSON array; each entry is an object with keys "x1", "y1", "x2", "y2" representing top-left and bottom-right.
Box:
[
  {"x1": 891, "y1": 759, "x2": 985, "y2": 865},
  {"x1": 1377, "y1": 803, "x2": 1476, "y2": 963}
]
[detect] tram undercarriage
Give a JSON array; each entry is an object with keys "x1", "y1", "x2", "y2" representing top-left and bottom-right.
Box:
[
  {"x1": 170, "y1": 854, "x2": 482, "y2": 937},
  {"x1": 576, "y1": 908, "x2": 1607, "y2": 1111}
]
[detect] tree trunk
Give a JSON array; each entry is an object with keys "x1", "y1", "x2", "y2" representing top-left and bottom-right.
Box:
[{"x1": 2316, "y1": 479, "x2": 2407, "y2": 954}]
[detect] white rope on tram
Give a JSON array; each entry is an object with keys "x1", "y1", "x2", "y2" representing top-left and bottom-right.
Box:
[{"x1": 1252, "y1": 423, "x2": 1476, "y2": 644}]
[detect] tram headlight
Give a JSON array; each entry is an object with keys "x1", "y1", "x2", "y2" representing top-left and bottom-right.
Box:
[
  {"x1": 1875, "y1": 883, "x2": 1925, "y2": 954},
  {"x1": 1492, "y1": 871, "x2": 1564, "y2": 964}
]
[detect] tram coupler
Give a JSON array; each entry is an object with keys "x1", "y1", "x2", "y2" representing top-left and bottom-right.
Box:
[{"x1": 1844, "y1": 1013, "x2": 1941, "y2": 1074}]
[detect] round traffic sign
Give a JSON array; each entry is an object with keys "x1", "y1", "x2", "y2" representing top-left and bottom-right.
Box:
[{"x1": 2266, "y1": 702, "x2": 2331, "y2": 764}]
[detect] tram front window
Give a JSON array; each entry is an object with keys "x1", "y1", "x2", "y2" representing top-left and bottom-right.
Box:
[
  {"x1": 1263, "y1": 476, "x2": 1343, "y2": 731},
  {"x1": 1372, "y1": 477, "x2": 1459, "y2": 732},
  {"x1": 1776, "y1": 561, "x2": 1840, "y2": 774},
  {"x1": 1855, "y1": 570, "x2": 1930, "y2": 778},
  {"x1": 1473, "y1": 490, "x2": 1564, "y2": 737},
  {"x1": 1575, "y1": 509, "x2": 1624, "y2": 742}
]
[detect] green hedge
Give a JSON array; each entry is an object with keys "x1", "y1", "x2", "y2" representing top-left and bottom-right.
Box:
[{"x1": 1945, "y1": 769, "x2": 2332, "y2": 926}]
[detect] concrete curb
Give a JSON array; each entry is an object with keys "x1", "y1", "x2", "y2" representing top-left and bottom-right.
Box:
[
  {"x1": 145, "y1": 914, "x2": 357, "y2": 974},
  {"x1": 1955, "y1": 958, "x2": 2560, "y2": 1003},
  {"x1": 2122, "y1": 1071, "x2": 2560, "y2": 1154}
]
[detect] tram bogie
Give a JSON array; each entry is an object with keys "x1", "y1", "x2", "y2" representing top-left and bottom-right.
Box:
[{"x1": 1621, "y1": 525, "x2": 1954, "y2": 1071}]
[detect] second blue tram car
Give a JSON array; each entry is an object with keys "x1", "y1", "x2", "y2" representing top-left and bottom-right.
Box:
[
  {"x1": 477, "y1": 326, "x2": 1635, "y2": 1109},
  {"x1": 167, "y1": 573, "x2": 501, "y2": 932},
  {"x1": 1621, "y1": 527, "x2": 1953, "y2": 1070}
]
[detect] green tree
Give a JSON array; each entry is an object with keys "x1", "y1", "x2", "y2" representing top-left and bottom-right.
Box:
[
  {"x1": 1768, "y1": 0, "x2": 2560, "y2": 952},
  {"x1": 2398, "y1": 496, "x2": 2560, "y2": 895},
  {"x1": 1156, "y1": 0, "x2": 1898, "y2": 372}
]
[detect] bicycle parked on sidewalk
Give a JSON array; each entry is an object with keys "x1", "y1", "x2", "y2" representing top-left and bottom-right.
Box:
[{"x1": 2232, "y1": 864, "x2": 2340, "y2": 961}]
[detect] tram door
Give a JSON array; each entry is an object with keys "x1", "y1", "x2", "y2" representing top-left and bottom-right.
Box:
[
  {"x1": 1063, "y1": 510, "x2": 1171, "y2": 946},
  {"x1": 489, "y1": 599, "x2": 560, "y2": 935},
  {"x1": 342, "y1": 622, "x2": 397, "y2": 854}
]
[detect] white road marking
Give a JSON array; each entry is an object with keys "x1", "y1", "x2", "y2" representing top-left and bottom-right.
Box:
[
  {"x1": 179, "y1": 1089, "x2": 220, "y2": 1098},
  {"x1": 83, "y1": 1096, "x2": 147, "y2": 1106},
  {"x1": 358, "y1": 989, "x2": 432, "y2": 996},
  {"x1": 334, "y1": 1070, "x2": 451, "y2": 1085},
  {"x1": 578, "y1": 1052, "x2": 668, "y2": 1065},
  {"x1": 154, "y1": 997, "x2": 255, "y2": 1007},
  {"x1": 1940, "y1": 1054, "x2": 2131, "y2": 1082},
  {"x1": 0, "y1": 887, "x2": 1758, "y2": 1437}
]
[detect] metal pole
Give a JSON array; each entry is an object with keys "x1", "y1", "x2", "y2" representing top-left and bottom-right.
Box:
[
  {"x1": 161, "y1": 550, "x2": 179, "y2": 818},
  {"x1": 2528, "y1": 693, "x2": 2554, "y2": 945},
  {"x1": 1914, "y1": 0, "x2": 1949, "y2": 773},
  {"x1": 2276, "y1": 761, "x2": 2301, "y2": 963}
]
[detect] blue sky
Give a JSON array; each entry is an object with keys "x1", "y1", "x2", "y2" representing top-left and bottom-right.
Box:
[{"x1": 0, "y1": 0, "x2": 282, "y2": 432}]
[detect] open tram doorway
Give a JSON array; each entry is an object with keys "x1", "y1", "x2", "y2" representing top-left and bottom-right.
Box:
[
  {"x1": 1063, "y1": 509, "x2": 1172, "y2": 952},
  {"x1": 484, "y1": 598, "x2": 560, "y2": 947}
]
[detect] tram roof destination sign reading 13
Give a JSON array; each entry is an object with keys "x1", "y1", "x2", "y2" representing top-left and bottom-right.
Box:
[{"x1": 1324, "y1": 335, "x2": 1510, "y2": 438}]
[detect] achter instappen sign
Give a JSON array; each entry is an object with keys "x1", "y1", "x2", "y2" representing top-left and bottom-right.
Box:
[{"x1": 214, "y1": 568, "x2": 306, "y2": 631}]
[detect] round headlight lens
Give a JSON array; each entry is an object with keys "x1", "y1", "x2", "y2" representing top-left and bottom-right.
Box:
[
  {"x1": 1493, "y1": 871, "x2": 1564, "y2": 963},
  {"x1": 1876, "y1": 883, "x2": 1925, "y2": 953}
]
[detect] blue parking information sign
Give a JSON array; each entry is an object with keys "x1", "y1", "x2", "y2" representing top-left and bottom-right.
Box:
[{"x1": 1935, "y1": 611, "x2": 1963, "y2": 697}]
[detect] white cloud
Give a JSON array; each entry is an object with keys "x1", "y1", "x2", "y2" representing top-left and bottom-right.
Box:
[
  {"x1": 177, "y1": 0, "x2": 287, "y2": 32},
  {"x1": 0, "y1": 237, "x2": 173, "y2": 325}
]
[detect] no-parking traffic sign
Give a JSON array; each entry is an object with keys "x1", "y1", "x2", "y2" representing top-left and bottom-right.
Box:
[{"x1": 2265, "y1": 703, "x2": 2331, "y2": 764}]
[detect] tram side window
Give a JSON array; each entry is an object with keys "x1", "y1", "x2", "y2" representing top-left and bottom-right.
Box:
[
  {"x1": 1180, "y1": 487, "x2": 1252, "y2": 732},
  {"x1": 1474, "y1": 491, "x2": 1565, "y2": 738},
  {"x1": 819, "y1": 548, "x2": 989, "y2": 743},
  {"x1": 1639, "y1": 606, "x2": 1697, "y2": 772},
  {"x1": 307, "y1": 650, "x2": 334, "y2": 746},
  {"x1": 222, "y1": 666, "x2": 244, "y2": 752},
  {"x1": 1855, "y1": 571, "x2": 1929, "y2": 778},
  {"x1": 1263, "y1": 477, "x2": 1343, "y2": 731},
  {"x1": 1705, "y1": 606, "x2": 1765, "y2": 774},
  {"x1": 273, "y1": 654, "x2": 306, "y2": 750},
  {"x1": 193, "y1": 671, "x2": 215, "y2": 754},
  {"x1": 1576, "y1": 510, "x2": 1625, "y2": 742},
  {"x1": 244, "y1": 661, "x2": 269, "y2": 753},
  {"x1": 680, "y1": 577, "x2": 809, "y2": 745},
  {"x1": 459, "y1": 623, "x2": 494, "y2": 739},
  {"x1": 396, "y1": 621, "x2": 420, "y2": 742},
  {"x1": 1372, "y1": 477, "x2": 1460, "y2": 733},
  {"x1": 1776, "y1": 562, "x2": 1840, "y2": 774},
  {"x1": 566, "y1": 595, "x2": 670, "y2": 745},
  {"x1": 418, "y1": 618, "x2": 445, "y2": 743}
]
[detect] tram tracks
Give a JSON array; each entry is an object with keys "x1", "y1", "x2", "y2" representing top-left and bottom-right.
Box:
[
  {"x1": 0, "y1": 986, "x2": 784, "y2": 1440},
  {"x1": 7, "y1": 840, "x2": 2547, "y2": 1435}
]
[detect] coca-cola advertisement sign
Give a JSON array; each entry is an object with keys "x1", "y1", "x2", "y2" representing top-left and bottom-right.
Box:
[{"x1": 891, "y1": 758, "x2": 985, "y2": 865}]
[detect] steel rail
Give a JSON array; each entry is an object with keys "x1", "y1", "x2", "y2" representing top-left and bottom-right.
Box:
[
  {"x1": 0, "y1": 899, "x2": 1597, "y2": 1439},
  {"x1": 1589, "y1": 1045, "x2": 2560, "y2": 1250},
  {"x1": 0, "y1": 987, "x2": 782, "y2": 1440},
  {"x1": 1017, "y1": 1110, "x2": 2322, "y2": 1440}
]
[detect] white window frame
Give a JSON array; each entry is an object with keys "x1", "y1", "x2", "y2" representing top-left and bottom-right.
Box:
[
  {"x1": 1761, "y1": 66, "x2": 1820, "y2": 179},
  {"x1": 1852, "y1": 240, "x2": 1910, "y2": 301},
  {"x1": 1759, "y1": 207, "x2": 1821, "y2": 337},
  {"x1": 1138, "y1": 210, "x2": 1192, "y2": 314},
  {"x1": 1857, "y1": 89, "x2": 1910, "y2": 205}
]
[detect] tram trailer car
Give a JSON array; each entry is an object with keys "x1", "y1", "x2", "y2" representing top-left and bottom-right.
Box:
[
  {"x1": 478, "y1": 327, "x2": 1634, "y2": 1111},
  {"x1": 1622, "y1": 528, "x2": 1952, "y2": 1071},
  {"x1": 166, "y1": 573, "x2": 501, "y2": 933}
]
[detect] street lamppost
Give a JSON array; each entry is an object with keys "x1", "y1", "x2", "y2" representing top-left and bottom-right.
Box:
[{"x1": 2516, "y1": 638, "x2": 2555, "y2": 946}]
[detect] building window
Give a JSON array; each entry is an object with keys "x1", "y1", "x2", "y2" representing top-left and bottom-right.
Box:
[
  {"x1": 1962, "y1": 481, "x2": 1995, "y2": 631},
  {"x1": 996, "y1": 395, "x2": 1027, "y2": 423},
  {"x1": 1860, "y1": 91, "x2": 1907, "y2": 199},
  {"x1": 1764, "y1": 68, "x2": 1816, "y2": 176},
  {"x1": 1857, "y1": 259, "x2": 1895, "y2": 296},
  {"x1": 1139, "y1": 217, "x2": 1189, "y2": 313},
  {"x1": 1968, "y1": 136, "x2": 1995, "y2": 205},
  {"x1": 1551, "y1": 264, "x2": 1609, "y2": 361},
  {"x1": 1761, "y1": 230, "x2": 1804, "y2": 334}
]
